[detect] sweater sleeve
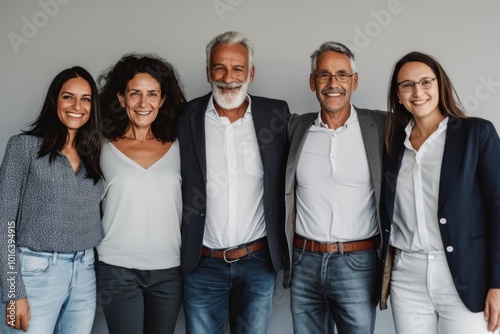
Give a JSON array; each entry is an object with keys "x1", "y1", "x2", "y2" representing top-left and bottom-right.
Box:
[{"x1": 0, "y1": 135, "x2": 32, "y2": 302}]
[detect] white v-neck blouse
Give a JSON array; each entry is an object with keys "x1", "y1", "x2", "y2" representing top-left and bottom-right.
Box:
[{"x1": 97, "y1": 140, "x2": 182, "y2": 270}]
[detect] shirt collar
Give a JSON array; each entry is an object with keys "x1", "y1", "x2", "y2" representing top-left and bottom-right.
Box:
[
  {"x1": 404, "y1": 116, "x2": 449, "y2": 137},
  {"x1": 315, "y1": 104, "x2": 355, "y2": 129},
  {"x1": 404, "y1": 116, "x2": 449, "y2": 149}
]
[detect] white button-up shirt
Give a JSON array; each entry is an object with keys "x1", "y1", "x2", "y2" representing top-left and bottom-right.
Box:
[
  {"x1": 203, "y1": 95, "x2": 266, "y2": 249},
  {"x1": 390, "y1": 117, "x2": 449, "y2": 252},
  {"x1": 295, "y1": 107, "x2": 378, "y2": 242}
]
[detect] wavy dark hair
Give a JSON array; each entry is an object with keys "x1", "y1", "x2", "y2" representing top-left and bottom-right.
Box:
[
  {"x1": 98, "y1": 53, "x2": 186, "y2": 142},
  {"x1": 24, "y1": 66, "x2": 103, "y2": 183},
  {"x1": 385, "y1": 51, "x2": 467, "y2": 158}
]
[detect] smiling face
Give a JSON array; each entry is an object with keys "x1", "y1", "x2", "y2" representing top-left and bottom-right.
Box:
[
  {"x1": 397, "y1": 61, "x2": 442, "y2": 122},
  {"x1": 310, "y1": 51, "x2": 358, "y2": 116},
  {"x1": 117, "y1": 72, "x2": 165, "y2": 130},
  {"x1": 57, "y1": 77, "x2": 92, "y2": 134},
  {"x1": 207, "y1": 43, "x2": 254, "y2": 111}
]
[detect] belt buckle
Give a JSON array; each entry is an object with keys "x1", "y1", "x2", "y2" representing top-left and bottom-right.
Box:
[{"x1": 223, "y1": 246, "x2": 240, "y2": 263}]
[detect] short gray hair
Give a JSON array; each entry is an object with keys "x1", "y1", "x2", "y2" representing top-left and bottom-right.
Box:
[
  {"x1": 206, "y1": 31, "x2": 254, "y2": 69},
  {"x1": 310, "y1": 41, "x2": 356, "y2": 74}
]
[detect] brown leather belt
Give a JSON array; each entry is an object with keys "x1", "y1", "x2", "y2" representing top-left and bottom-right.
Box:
[
  {"x1": 201, "y1": 238, "x2": 267, "y2": 263},
  {"x1": 293, "y1": 235, "x2": 377, "y2": 253}
]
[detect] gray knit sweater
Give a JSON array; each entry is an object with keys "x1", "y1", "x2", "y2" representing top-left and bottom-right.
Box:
[{"x1": 0, "y1": 134, "x2": 103, "y2": 302}]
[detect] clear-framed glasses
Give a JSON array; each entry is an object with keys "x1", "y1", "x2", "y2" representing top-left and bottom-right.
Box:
[
  {"x1": 397, "y1": 77, "x2": 437, "y2": 92},
  {"x1": 314, "y1": 72, "x2": 354, "y2": 83}
]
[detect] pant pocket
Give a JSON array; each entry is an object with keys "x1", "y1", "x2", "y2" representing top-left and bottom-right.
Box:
[
  {"x1": 19, "y1": 249, "x2": 51, "y2": 276},
  {"x1": 345, "y1": 250, "x2": 377, "y2": 270},
  {"x1": 292, "y1": 248, "x2": 303, "y2": 265},
  {"x1": 391, "y1": 248, "x2": 402, "y2": 270}
]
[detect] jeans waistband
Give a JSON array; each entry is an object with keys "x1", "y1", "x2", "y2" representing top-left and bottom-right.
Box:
[
  {"x1": 18, "y1": 246, "x2": 93, "y2": 264},
  {"x1": 393, "y1": 248, "x2": 446, "y2": 261}
]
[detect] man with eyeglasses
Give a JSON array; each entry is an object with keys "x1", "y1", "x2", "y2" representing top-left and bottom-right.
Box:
[{"x1": 283, "y1": 41, "x2": 386, "y2": 334}]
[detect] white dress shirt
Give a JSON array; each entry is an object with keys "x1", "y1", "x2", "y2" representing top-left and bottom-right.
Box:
[
  {"x1": 203, "y1": 95, "x2": 266, "y2": 249},
  {"x1": 295, "y1": 107, "x2": 378, "y2": 242},
  {"x1": 390, "y1": 117, "x2": 449, "y2": 252}
]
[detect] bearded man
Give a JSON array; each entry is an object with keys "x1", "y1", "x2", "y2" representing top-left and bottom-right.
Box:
[{"x1": 177, "y1": 31, "x2": 290, "y2": 334}]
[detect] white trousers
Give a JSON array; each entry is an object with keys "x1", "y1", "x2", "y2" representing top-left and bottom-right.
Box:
[{"x1": 390, "y1": 249, "x2": 496, "y2": 334}]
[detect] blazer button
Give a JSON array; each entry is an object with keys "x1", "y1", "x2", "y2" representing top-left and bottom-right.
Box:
[
  {"x1": 446, "y1": 246, "x2": 454, "y2": 252},
  {"x1": 200, "y1": 213, "x2": 205, "y2": 217},
  {"x1": 439, "y1": 218, "x2": 447, "y2": 224}
]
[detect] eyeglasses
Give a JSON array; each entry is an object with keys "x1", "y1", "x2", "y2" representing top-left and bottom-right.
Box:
[
  {"x1": 314, "y1": 72, "x2": 354, "y2": 83},
  {"x1": 397, "y1": 77, "x2": 437, "y2": 92}
]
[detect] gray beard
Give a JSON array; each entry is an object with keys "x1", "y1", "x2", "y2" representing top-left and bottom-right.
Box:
[{"x1": 211, "y1": 80, "x2": 250, "y2": 110}]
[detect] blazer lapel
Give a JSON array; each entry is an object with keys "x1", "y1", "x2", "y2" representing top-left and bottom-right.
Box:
[
  {"x1": 251, "y1": 97, "x2": 268, "y2": 155},
  {"x1": 190, "y1": 95, "x2": 210, "y2": 183},
  {"x1": 385, "y1": 130, "x2": 405, "y2": 221},
  {"x1": 438, "y1": 117, "x2": 464, "y2": 210},
  {"x1": 251, "y1": 97, "x2": 275, "y2": 167},
  {"x1": 286, "y1": 113, "x2": 316, "y2": 193},
  {"x1": 357, "y1": 108, "x2": 383, "y2": 208}
]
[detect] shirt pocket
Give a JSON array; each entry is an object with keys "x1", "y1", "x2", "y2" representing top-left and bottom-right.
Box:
[{"x1": 242, "y1": 141, "x2": 263, "y2": 178}]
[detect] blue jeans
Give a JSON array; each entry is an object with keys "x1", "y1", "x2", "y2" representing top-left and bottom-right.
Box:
[
  {"x1": 97, "y1": 262, "x2": 182, "y2": 334},
  {"x1": 290, "y1": 248, "x2": 378, "y2": 334},
  {"x1": 1, "y1": 247, "x2": 96, "y2": 334},
  {"x1": 183, "y1": 248, "x2": 276, "y2": 334}
]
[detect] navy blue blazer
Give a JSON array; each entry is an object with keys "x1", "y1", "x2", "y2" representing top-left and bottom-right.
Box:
[
  {"x1": 380, "y1": 116, "x2": 500, "y2": 312},
  {"x1": 177, "y1": 93, "x2": 290, "y2": 274}
]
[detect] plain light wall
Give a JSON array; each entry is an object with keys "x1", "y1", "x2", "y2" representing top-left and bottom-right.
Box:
[{"x1": 1, "y1": 1, "x2": 499, "y2": 333}]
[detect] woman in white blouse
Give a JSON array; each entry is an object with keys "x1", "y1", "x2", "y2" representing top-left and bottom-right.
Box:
[
  {"x1": 380, "y1": 51, "x2": 500, "y2": 334},
  {"x1": 96, "y1": 53, "x2": 186, "y2": 334}
]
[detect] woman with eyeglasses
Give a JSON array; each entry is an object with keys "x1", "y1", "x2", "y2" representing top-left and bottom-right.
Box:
[{"x1": 379, "y1": 51, "x2": 500, "y2": 333}]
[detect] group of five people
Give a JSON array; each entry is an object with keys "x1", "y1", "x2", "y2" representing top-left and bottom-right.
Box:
[{"x1": 1, "y1": 30, "x2": 499, "y2": 334}]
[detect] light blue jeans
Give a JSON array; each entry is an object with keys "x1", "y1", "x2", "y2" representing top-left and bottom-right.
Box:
[
  {"x1": 290, "y1": 247, "x2": 378, "y2": 334},
  {"x1": 183, "y1": 248, "x2": 276, "y2": 334},
  {"x1": 1, "y1": 247, "x2": 96, "y2": 334}
]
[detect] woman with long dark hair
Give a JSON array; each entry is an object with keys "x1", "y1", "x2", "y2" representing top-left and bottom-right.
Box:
[{"x1": 0, "y1": 66, "x2": 103, "y2": 333}]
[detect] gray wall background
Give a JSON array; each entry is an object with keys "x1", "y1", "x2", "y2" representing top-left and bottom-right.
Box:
[{"x1": 1, "y1": 1, "x2": 499, "y2": 333}]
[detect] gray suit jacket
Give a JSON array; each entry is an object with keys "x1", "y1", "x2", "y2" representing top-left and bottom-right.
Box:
[{"x1": 283, "y1": 107, "x2": 386, "y2": 288}]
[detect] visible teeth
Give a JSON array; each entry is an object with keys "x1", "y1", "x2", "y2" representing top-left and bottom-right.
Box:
[
  {"x1": 136, "y1": 111, "x2": 151, "y2": 115},
  {"x1": 326, "y1": 93, "x2": 341, "y2": 97},
  {"x1": 67, "y1": 113, "x2": 83, "y2": 118},
  {"x1": 413, "y1": 100, "x2": 427, "y2": 105}
]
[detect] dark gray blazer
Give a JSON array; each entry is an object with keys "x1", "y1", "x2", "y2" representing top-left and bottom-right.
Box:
[
  {"x1": 283, "y1": 107, "x2": 386, "y2": 288},
  {"x1": 177, "y1": 93, "x2": 291, "y2": 274}
]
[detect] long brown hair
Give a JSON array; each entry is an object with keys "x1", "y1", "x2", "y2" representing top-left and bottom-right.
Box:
[
  {"x1": 385, "y1": 52, "x2": 467, "y2": 158},
  {"x1": 25, "y1": 66, "x2": 103, "y2": 182}
]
